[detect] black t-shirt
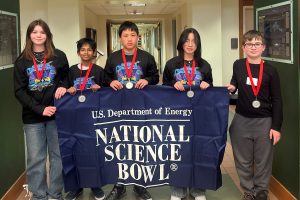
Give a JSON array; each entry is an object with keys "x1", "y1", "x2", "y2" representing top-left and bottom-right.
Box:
[
  {"x1": 104, "y1": 48, "x2": 159, "y2": 85},
  {"x1": 14, "y1": 49, "x2": 69, "y2": 124},
  {"x1": 67, "y1": 63, "x2": 105, "y2": 89},
  {"x1": 163, "y1": 56, "x2": 213, "y2": 87},
  {"x1": 230, "y1": 58, "x2": 283, "y2": 131}
]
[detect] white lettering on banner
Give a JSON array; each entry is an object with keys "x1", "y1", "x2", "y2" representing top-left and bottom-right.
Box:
[
  {"x1": 165, "y1": 107, "x2": 193, "y2": 117},
  {"x1": 95, "y1": 125, "x2": 189, "y2": 145},
  {"x1": 117, "y1": 163, "x2": 169, "y2": 182},
  {"x1": 95, "y1": 120, "x2": 190, "y2": 184},
  {"x1": 103, "y1": 143, "x2": 181, "y2": 162},
  {"x1": 91, "y1": 107, "x2": 193, "y2": 119}
]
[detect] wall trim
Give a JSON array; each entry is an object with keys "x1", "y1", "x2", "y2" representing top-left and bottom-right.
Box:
[
  {"x1": 270, "y1": 176, "x2": 296, "y2": 200},
  {"x1": 1, "y1": 172, "x2": 26, "y2": 200}
]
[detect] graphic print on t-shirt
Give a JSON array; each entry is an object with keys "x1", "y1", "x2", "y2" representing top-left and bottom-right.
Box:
[
  {"x1": 27, "y1": 61, "x2": 56, "y2": 91},
  {"x1": 174, "y1": 66, "x2": 202, "y2": 85},
  {"x1": 73, "y1": 76, "x2": 96, "y2": 90},
  {"x1": 116, "y1": 61, "x2": 143, "y2": 84}
]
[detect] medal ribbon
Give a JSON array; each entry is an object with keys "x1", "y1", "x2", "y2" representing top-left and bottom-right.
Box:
[
  {"x1": 122, "y1": 48, "x2": 137, "y2": 80},
  {"x1": 79, "y1": 63, "x2": 93, "y2": 91},
  {"x1": 246, "y1": 59, "x2": 264, "y2": 97},
  {"x1": 183, "y1": 59, "x2": 196, "y2": 86},
  {"x1": 32, "y1": 56, "x2": 47, "y2": 80}
]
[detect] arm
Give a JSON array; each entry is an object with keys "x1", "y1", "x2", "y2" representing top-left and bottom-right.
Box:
[
  {"x1": 162, "y1": 60, "x2": 177, "y2": 86},
  {"x1": 228, "y1": 61, "x2": 238, "y2": 93},
  {"x1": 55, "y1": 53, "x2": 69, "y2": 99},
  {"x1": 270, "y1": 67, "x2": 283, "y2": 133},
  {"x1": 143, "y1": 54, "x2": 159, "y2": 85},
  {"x1": 14, "y1": 59, "x2": 46, "y2": 115}
]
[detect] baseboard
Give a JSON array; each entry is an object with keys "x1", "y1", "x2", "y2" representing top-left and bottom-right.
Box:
[
  {"x1": 1, "y1": 172, "x2": 26, "y2": 200},
  {"x1": 270, "y1": 176, "x2": 297, "y2": 200}
]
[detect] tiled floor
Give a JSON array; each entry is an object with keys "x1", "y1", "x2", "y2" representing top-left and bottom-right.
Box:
[{"x1": 16, "y1": 105, "x2": 279, "y2": 200}]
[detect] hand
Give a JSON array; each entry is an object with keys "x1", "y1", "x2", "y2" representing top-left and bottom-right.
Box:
[
  {"x1": 174, "y1": 81, "x2": 185, "y2": 91},
  {"x1": 200, "y1": 81, "x2": 210, "y2": 90},
  {"x1": 135, "y1": 79, "x2": 149, "y2": 89},
  {"x1": 110, "y1": 80, "x2": 123, "y2": 91},
  {"x1": 269, "y1": 129, "x2": 281, "y2": 145},
  {"x1": 43, "y1": 106, "x2": 56, "y2": 117},
  {"x1": 227, "y1": 84, "x2": 236, "y2": 93},
  {"x1": 67, "y1": 87, "x2": 77, "y2": 95},
  {"x1": 55, "y1": 87, "x2": 67, "y2": 99},
  {"x1": 91, "y1": 84, "x2": 101, "y2": 92}
]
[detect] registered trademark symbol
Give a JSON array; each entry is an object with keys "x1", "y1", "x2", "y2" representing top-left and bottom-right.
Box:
[{"x1": 170, "y1": 163, "x2": 178, "y2": 171}]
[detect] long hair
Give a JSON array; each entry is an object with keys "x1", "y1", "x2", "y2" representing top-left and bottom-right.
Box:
[
  {"x1": 21, "y1": 19, "x2": 55, "y2": 60},
  {"x1": 176, "y1": 28, "x2": 203, "y2": 66}
]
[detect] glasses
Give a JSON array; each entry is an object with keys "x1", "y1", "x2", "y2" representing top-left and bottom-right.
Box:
[{"x1": 244, "y1": 43, "x2": 264, "y2": 48}]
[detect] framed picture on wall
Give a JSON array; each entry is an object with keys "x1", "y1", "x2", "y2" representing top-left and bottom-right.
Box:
[
  {"x1": 256, "y1": 0, "x2": 293, "y2": 64},
  {"x1": 0, "y1": 10, "x2": 19, "y2": 70}
]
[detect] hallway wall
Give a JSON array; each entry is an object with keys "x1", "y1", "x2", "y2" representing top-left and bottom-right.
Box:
[
  {"x1": 0, "y1": 0, "x2": 25, "y2": 197},
  {"x1": 254, "y1": 0, "x2": 299, "y2": 198},
  {"x1": 20, "y1": 0, "x2": 82, "y2": 65}
]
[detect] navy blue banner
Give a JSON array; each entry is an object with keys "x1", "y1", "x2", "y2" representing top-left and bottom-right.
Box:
[{"x1": 55, "y1": 86, "x2": 229, "y2": 191}]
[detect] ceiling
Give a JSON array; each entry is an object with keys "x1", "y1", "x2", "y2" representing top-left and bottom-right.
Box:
[{"x1": 82, "y1": 0, "x2": 187, "y2": 15}]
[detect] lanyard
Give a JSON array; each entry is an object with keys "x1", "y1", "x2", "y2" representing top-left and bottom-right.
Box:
[
  {"x1": 183, "y1": 59, "x2": 196, "y2": 86},
  {"x1": 122, "y1": 48, "x2": 137, "y2": 80},
  {"x1": 246, "y1": 59, "x2": 264, "y2": 97},
  {"x1": 79, "y1": 63, "x2": 93, "y2": 91},
  {"x1": 32, "y1": 56, "x2": 46, "y2": 80}
]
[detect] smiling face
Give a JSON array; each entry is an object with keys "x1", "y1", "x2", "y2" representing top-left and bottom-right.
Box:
[
  {"x1": 242, "y1": 38, "x2": 266, "y2": 60},
  {"x1": 120, "y1": 28, "x2": 138, "y2": 52},
  {"x1": 30, "y1": 25, "x2": 47, "y2": 48},
  {"x1": 78, "y1": 43, "x2": 94, "y2": 62},
  {"x1": 183, "y1": 32, "x2": 197, "y2": 57}
]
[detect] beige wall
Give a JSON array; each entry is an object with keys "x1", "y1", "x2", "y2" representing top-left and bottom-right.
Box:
[
  {"x1": 20, "y1": 0, "x2": 81, "y2": 65},
  {"x1": 221, "y1": 0, "x2": 240, "y2": 85},
  {"x1": 20, "y1": 0, "x2": 239, "y2": 85}
]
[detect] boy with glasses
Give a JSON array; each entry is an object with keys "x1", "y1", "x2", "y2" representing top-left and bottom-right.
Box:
[{"x1": 227, "y1": 30, "x2": 283, "y2": 200}]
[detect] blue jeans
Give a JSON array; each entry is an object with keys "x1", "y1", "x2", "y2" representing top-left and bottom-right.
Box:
[
  {"x1": 171, "y1": 186, "x2": 205, "y2": 198},
  {"x1": 24, "y1": 120, "x2": 63, "y2": 200}
]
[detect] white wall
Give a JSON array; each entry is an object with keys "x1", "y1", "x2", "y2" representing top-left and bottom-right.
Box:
[
  {"x1": 171, "y1": 0, "x2": 239, "y2": 86},
  {"x1": 221, "y1": 0, "x2": 239, "y2": 85},
  {"x1": 20, "y1": 0, "x2": 239, "y2": 85},
  {"x1": 20, "y1": 0, "x2": 81, "y2": 65},
  {"x1": 190, "y1": 0, "x2": 222, "y2": 86}
]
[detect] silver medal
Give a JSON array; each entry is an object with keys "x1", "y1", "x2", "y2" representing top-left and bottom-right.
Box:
[
  {"x1": 37, "y1": 85, "x2": 43, "y2": 92},
  {"x1": 126, "y1": 81, "x2": 134, "y2": 89},
  {"x1": 252, "y1": 100, "x2": 261, "y2": 108},
  {"x1": 187, "y1": 90, "x2": 194, "y2": 98},
  {"x1": 78, "y1": 95, "x2": 86, "y2": 103}
]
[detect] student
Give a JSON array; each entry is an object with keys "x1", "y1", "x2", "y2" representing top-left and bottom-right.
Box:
[
  {"x1": 163, "y1": 28, "x2": 212, "y2": 200},
  {"x1": 60, "y1": 38, "x2": 106, "y2": 200},
  {"x1": 14, "y1": 19, "x2": 69, "y2": 200},
  {"x1": 104, "y1": 21, "x2": 159, "y2": 200},
  {"x1": 227, "y1": 30, "x2": 283, "y2": 200}
]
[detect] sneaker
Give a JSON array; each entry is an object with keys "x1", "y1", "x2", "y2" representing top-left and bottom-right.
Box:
[
  {"x1": 255, "y1": 191, "x2": 268, "y2": 200},
  {"x1": 65, "y1": 188, "x2": 83, "y2": 200},
  {"x1": 91, "y1": 188, "x2": 105, "y2": 200},
  {"x1": 242, "y1": 192, "x2": 255, "y2": 200},
  {"x1": 133, "y1": 186, "x2": 152, "y2": 200},
  {"x1": 170, "y1": 195, "x2": 181, "y2": 200},
  {"x1": 104, "y1": 185, "x2": 126, "y2": 200},
  {"x1": 195, "y1": 194, "x2": 207, "y2": 200}
]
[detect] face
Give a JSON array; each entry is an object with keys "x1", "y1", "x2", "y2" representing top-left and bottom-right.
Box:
[
  {"x1": 78, "y1": 43, "x2": 94, "y2": 62},
  {"x1": 183, "y1": 33, "x2": 197, "y2": 56},
  {"x1": 242, "y1": 38, "x2": 265, "y2": 59},
  {"x1": 120, "y1": 29, "x2": 138, "y2": 51},
  {"x1": 30, "y1": 25, "x2": 47, "y2": 46}
]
